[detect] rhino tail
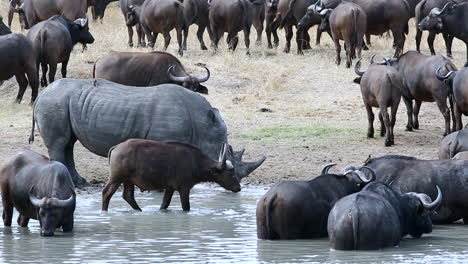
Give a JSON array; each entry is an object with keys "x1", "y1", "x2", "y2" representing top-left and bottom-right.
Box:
[
  {"x1": 265, "y1": 193, "x2": 277, "y2": 239},
  {"x1": 107, "y1": 145, "x2": 118, "y2": 165},
  {"x1": 280, "y1": 0, "x2": 298, "y2": 29}
]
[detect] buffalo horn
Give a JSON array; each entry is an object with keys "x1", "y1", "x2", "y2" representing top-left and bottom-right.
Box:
[
  {"x1": 435, "y1": 66, "x2": 455, "y2": 81},
  {"x1": 354, "y1": 59, "x2": 365, "y2": 76},
  {"x1": 321, "y1": 163, "x2": 337, "y2": 175},
  {"x1": 29, "y1": 187, "x2": 46, "y2": 208},
  {"x1": 51, "y1": 195, "x2": 75, "y2": 208},
  {"x1": 74, "y1": 18, "x2": 87, "y2": 27},
  {"x1": 419, "y1": 186, "x2": 443, "y2": 211},
  {"x1": 370, "y1": 55, "x2": 386, "y2": 65},
  {"x1": 319, "y1": 9, "x2": 330, "y2": 16},
  {"x1": 168, "y1": 65, "x2": 190, "y2": 83},
  {"x1": 314, "y1": 2, "x2": 322, "y2": 13},
  {"x1": 357, "y1": 166, "x2": 376, "y2": 182},
  {"x1": 432, "y1": 3, "x2": 450, "y2": 15},
  {"x1": 195, "y1": 64, "x2": 210, "y2": 83}
]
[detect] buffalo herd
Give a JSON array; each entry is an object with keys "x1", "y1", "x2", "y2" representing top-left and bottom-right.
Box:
[{"x1": 1, "y1": 0, "x2": 468, "y2": 254}]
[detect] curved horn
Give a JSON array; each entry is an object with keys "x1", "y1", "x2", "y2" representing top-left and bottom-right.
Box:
[
  {"x1": 51, "y1": 195, "x2": 75, "y2": 208},
  {"x1": 420, "y1": 186, "x2": 443, "y2": 211},
  {"x1": 342, "y1": 165, "x2": 357, "y2": 176},
  {"x1": 435, "y1": 66, "x2": 455, "y2": 82},
  {"x1": 168, "y1": 65, "x2": 190, "y2": 83},
  {"x1": 358, "y1": 166, "x2": 376, "y2": 183},
  {"x1": 437, "y1": 3, "x2": 451, "y2": 15},
  {"x1": 195, "y1": 65, "x2": 210, "y2": 83},
  {"x1": 217, "y1": 143, "x2": 228, "y2": 169},
  {"x1": 370, "y1": 55, "x2": 386, "y2": 65},
  {"x1": 321, "y1": 163, "x2": 337, "y2": 175},
  {"x1": 29, "y1": 187, "x2": 46, "y2": 208},
  {"x1": 74, "y1": 18, "x2": 86, "y2": 27},
  {"x1": 354, "y1": 59, "x2": 365, "y2": 76},
  {"x1": 314, "y1": 2, "x2": 323, "y2": 13},
  {"x1": 319, "y1": 9, "x2": 329, "y2": 16}
]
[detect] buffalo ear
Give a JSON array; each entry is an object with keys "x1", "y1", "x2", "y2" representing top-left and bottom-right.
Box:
[{"x1": 353, "y1": 77, "x2": 361, "y2": 84}]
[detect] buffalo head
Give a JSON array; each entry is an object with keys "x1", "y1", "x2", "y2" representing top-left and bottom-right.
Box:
[
  {"x1": 126, "y1": 5, "x2": 140, "y2": 27},
  {"x1": 71, "y1": 17, "x2": 95, "y2": 45},
  {"x1": 419, "y1": 3, "x2": 455, "y2": 32},
  {"x1": 208, "y1": 143, "x2": 241, "y2": 193},
  {"x1": 29, "y1": 187, "x2": 76, "y2": 237},
  {"x1": 341, "y1": 165, "x2": 376, "y2": 188},
  {"x1": 168, "y1": 64, "x2": 210, "y2": 94},
  {"x1": 403, "y1": 186, "x2": 443, "y2": 238},
  {"x1": 10, "y1": 0, "x2": 27, "y2": 29},
  {"x1": 318, "y1": 8, "x2": 332, "y2": 32},
  {"x1": 435, "y1": 66, "x2": 456, "y2": 86},
  {"x1": 297, "y1": 2, "x2": 324, "y2": 31}
]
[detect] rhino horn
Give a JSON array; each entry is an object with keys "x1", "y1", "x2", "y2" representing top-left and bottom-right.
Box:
[{"x1": 238, "y1": 156, "x2": 266, "y2": 179}]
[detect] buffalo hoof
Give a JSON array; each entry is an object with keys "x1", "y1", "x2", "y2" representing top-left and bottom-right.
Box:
[
  {"x1": 405, "y1": 125, "x2": 413, "y2": 132},
  {"x1": 137, "y1": 42, "x2": 146, "y2": 48},
  {"x1": 363, "y1": 45, "x2": 369, "y2": 51},
  {"x1": 367, "y1": 133, "x2": 374, "y2": 138},
  {"x1": 447, "y1": 53, "x2": 453, "y2": 59},
  {"x1": 335, "y1": 60, "x2": 341, "y2": 66},
  {"x1": 246, "y1": 50, "x2": 251, "y2": 56},
  {"x1": 413, "y1": 123, "x2": 419, "y2": 130},
  {"x1": 315, "y1": 41, "x2": 320, "y2": 46},
  {"x1": 464, "y1": 62, "x2": 468, "y2": 67},
  {"x1": 267, "y1": 44, "x2": 273, "y2": 49},
  {"x1": 201, "y1": 45, "x2": 208, "y2": 50},
  {"x1": 128, "y1": 42, "x2": 134, "y2": 47},
  {"x1": 385, "y1": 140, "x2": 392, "y2": 147},
  {"x1": 283, "y1": 47, "x2": 290, "y2": 53},
  {"x1": 255, "y1": 41, "x2": 262, "y2": 46},
  {"x1": 346, "y1": 61, "x2": 351, "y2": 68},
  {"x1": 40, "y1": 79, "x2": 47, "y2": 87},
  {"x1": 297, "y1": 50, "x2": 304, "y2": 55},
  {"x1": 178, "y1": 50, "x2": 183, "y2": 56}
]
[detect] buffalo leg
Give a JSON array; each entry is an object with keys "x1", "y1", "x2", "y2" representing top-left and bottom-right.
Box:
[
  {"x1": 127, "y1": 26, "x2": 134, "y2": 47},
  {"x1": 179, "y1": 188, "x2": 191, "y2": 211},
  {"x1": 62, "y1": 218, "x2": 74, "y2": 232},
  {"x1": 160, "y1": 188, "x2": 175, "y2": 210},
  {"x1": 454, "y1": 102, "x2": 462, "y2": 131},
  {"x1": 163, "y1": 31, "x2": 172, "y2": 52},
  {"x1": 333, "y1": 38, "x2": 341, "y2": 66},
  {"x1": 176, "y1": 28, "x2": 183, "y2": 56},
  {"x1": 1, "y1": 188, "x2": 13, "y2": 226},
  {"x1": 101, "y1": 181, "x2": 121, "y2": 211},
  {"x1": 415, "y1": 28, "x2": 422, "y2": 52},
  {"x1": 142, "y1": 26, "x2": 155, "y2": 48},
  {"x1": 378, "y1": 112, "x2": 385, "y2": 137},
  {"x1": 316, "y1": 26, "x2": 322, "y2": 45},
  {"x1": 380, "y1": 107, "x2": 392, "y2": 147},
  {"x1": 284, "y1": 25, "x2": 293, "y2": 53},
  {"x1": 17, "y1": 215, "x2": 30, "y2": 227},
  {"x1": 40, "y1": 62, "x2": 48, "y2": 87},
  {"x1": 427, "y1": 32, "x2": 436, "y2": 55},
  {"x1": 48, "y1": 63, "x2": 58, "y2": 84},
  {"x1": 26, "y1": 64, "x2": 39, "y2": 104},
  {"x1": 402, "y1": 97, "x2": 413, "y2": 131},
  {"x1": 413, "y1": 100, "x2": 422, "y2": 130},
  {"x1": 14, "y1": 73, "x2": 28, "y2": 104},
  {"x1": 303, "y1": 32, "x2": 311, "y2": 50},
  {"x1": 243, "y1": 26, "x2": 251, "y2": 55},
  {"x1": 365, "y1": 33, "x2": 371, "y2": 47},
  {"x1": 266, "y1": 21, "x2": 273, "y2": 49},
  {"x1": 391, "y1": 28, "x2": 405, "y2": 58},
  {"x1": 61, "y1": 58, "x2": 69, "y2": 78},
  {"x1": 272, "y1": 23, "x2": 279, "y2": 48},
  {"x1": 136, "y1": 25, "x2": 146, "y2": 47},
  {"x1": 442, "y1": 33, "x2": 453, "y2": 58},
  {"x1": 390, "y1": 103, "x2": 399, "y2": 145},
  {"x1": 253, "y1": 17, "x2": 263, "y2": 45},
  {"x1": 227, "y1": 32, "x2": 237, "y2": 51},
  {"x1": 8, "y1": 8, "x2": 14, "y2": 28},
  {"x1": 436, "y1": 99, "x2": 451, "y2": 136},
  {"x1": 365, "y1": 104, "x2": 374, "y2": 138},
  {"x1": 197, "y1": 25, "x2": 208, "y2": 50},
  {"x1": 123, "y1": 183, "x2": 142, "y2": 211},
  {"x1": 212, "y1": 28, "x2": 222, "y2": 53},
  {"x1": 345, "y1": 40, "x2": 352, "y2": 68},
  {"x1": 296, "y1": 29, "x2": 304, "y2": 55},
  {"x1": 182, "y1": 25, "x2": 189, "y2": 51}
]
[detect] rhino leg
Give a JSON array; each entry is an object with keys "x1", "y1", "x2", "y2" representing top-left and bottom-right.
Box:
[
  {"x1": 64, "y1": 141, "x2": 86, "y2": 186},
  {"x1": 160, "y1": 188, "x2": 175, "y2": 210},
  {"x1": 123, "y1": 183, "x2": 142, "y2": 211},
  {"x1": 17, "y1": 215, "x2": 30, "y2": 227}
]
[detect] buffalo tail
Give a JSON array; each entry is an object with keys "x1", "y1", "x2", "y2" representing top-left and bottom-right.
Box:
[{"x1": 265, "y1": 193, "x2": 277, "y2": 240}]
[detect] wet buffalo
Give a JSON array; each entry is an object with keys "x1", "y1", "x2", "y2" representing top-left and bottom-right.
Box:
[
  {"x1": 328, "y1": 182, "x2": 442, "y2": 250},
  {"x1": 30, "y1": 79, "x2": 265, "y2": 185},
  {"x1": 438, "y1": 128, "x2": 468, "y2": 159},
  {"x1": 0, "y1": 149, "x2": 76, "y2": 237},
  {"x1": 27, "y1": 16, "x2": 95, "y2": 87},
  {"x1": 364, "y1": 155, "x2": 468, "y2": 224},
  {"x1": 317, "y1": 2, "x2": 366, "y2": 67},
  {"x1": 419, "y1": 2, "x2": 468, "y2": 65},
  {"x1": 256, "y1": 165, "x2": 375, "y2": 239},
  {"x1": 0, "y1": 33, "x2": 38, "y2": 104},
  {"x1": 183, "y1": 0, "x2": 212, "y2": 50},
  {"x1": 93, "y1": 51, "x2": 209, "y2": 94},
  {"x1": 376, "y1": 51, "x2": 456, "y2": 135},
  {"x1": 120, "y1": 0, "x2": 145, "y2": 47},
  {"x1": 354, "y1": 58, "x2": 406, "y2": 146},
  {"x1": 103, "y1": 140, "x2": 240, "y2": 211},
  {"x1": 436, "y1": 66, "x2": 468, "y2": 130}
]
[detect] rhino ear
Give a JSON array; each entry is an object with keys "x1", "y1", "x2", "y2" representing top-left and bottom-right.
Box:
[{"x1": 207, "y1": 109, "x2": 219, "y2": 123}]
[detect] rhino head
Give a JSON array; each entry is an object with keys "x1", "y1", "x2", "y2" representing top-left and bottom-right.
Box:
[{"x1": 228, "y1": 145, "x2": 266, "y2": 181}]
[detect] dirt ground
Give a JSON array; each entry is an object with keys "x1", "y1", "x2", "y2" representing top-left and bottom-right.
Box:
[{"x1": 0, "y1": 4, "x2": 466, "y2": 187}]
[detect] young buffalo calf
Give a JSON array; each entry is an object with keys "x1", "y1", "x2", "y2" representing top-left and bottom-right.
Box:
[
  {"x1": 102, "y1": 139, "x2": 241, "y2": 211},
  {"x1": 354, "y1": 58, "x2": 406, "y2": 146}
]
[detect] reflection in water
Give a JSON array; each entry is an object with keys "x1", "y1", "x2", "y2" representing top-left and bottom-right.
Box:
[{"x1": 0, "y1": 185, "x2": 466, "y2": 263}]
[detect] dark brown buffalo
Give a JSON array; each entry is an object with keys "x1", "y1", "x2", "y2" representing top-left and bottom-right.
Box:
[
  {"x1": 27, "y1": 16, "x2": 95, "y2": 87},
  {"x1": 137, "y1": 0, "x2": 185, "y2": 55},
  {"x1": 419, "y1": 2, "x2": 468, "y2": 66},
  {"x1": 93, "y1": 51, "x2": 210, "y2": 94},
  {"x1": 436, "y1": 66, "x2": 468, "y2": 130},
  {"x1": 183, "y1": 0, "x2": 212, "y2": 50},
  {"x1": 0, "y1": 149, "x2": 76, "y2": 237},
  {"x1": 278, "y1": 0, "x2": 320, "y2": 54},
  {"x1": 354, "y1": 59, "x2": 406, "y2": 146},
  {"x1": 0, "y1": 33, "x2": 38, "y2": 104},
  {"x1": 120, "y1": 0, "x2": 145, "y2": 47},
  {"x1": 256, "y1": 165, "x2": 375, "y2": 239},
  {"x1": 317, "y1": 2, "x2": 366, "y2": 67},
  {"x1": 377, "y1": 51, "x2": 456, "y2": 135},
  {"x1": 415, "y1": 0, "x2": 466, "y2": 58},
  {"x1": 265, "y1": 0, "x2": 280, "y2": 48},
  {"x1": 87, "y1": 0, "x2": 118, "y2": 21},
  {"x1": 0, "y1": 15, "x2": 12, "y2": 35},
  {"x1": 102, "y1": 139, "x2": 241, "y2": 211},
  {"x1": 209, "y1": 0, "x2": 254, "y2": 55},
  {"x1": 11, "y1": 0, "x2": 87, "y2": 29}
]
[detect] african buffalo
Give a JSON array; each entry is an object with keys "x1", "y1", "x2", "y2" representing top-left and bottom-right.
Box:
[
  {"x1": 137, "y1": 0, "x2": 185, "y2": 55},
  {"x1": 87, "y1": 0, "x2": 117, "y2": 21},
  {"x1": 183, "y1": 0, "x2": 212, "y2": 50},
  {"x1": 256, "y1": 164, "x2": 375, "y2": 239},
  {"x1": 11, "y1": 0, "x2": 87, "y2": 29},
  {"x1": 354, "y1": 58, "x2": 406, "y2": 146},
  {"x1": 103, "y1": 140, "x2": 240, "y2": 211},
  {"x1": 7, "y1": 0, "x2": 23, "y2": 29},
  {"x1": 419, "y1": 2, "x2": 468, "y2": 65},
  {"x1": 0, "y1": 149, "x2": 76, "y2": 237},
  {"x1": 438, "y1": 128, "x2": 468, "y2": 159},
  {"x1": 328, "y1": 182, "x2": 442, "y2": 250},
  {"x1": 251, "y1": 0, "x2": 266, "y2": 45},
  {"x1": 209, "y1": 0, "x2": 254, "y2": 55},
  {"x1": 364, "y1": 155, "x2": 468, "y2": 224},
  {"x1": 0, "y1": 15, "x2": 11, "y2": 35},
  {"x1": 376, "y1": 51, "x2": 456, "y2": 135},
  {"x1": 0, "y1": 33, "x2": 38, "y2": 104},
  {"x1": 120, "y1": 0, "x2": 145, "y2": 47},
  {"x1": 316, "y1": 2, "x2": 366, "y2": 67},
  {"x1": 265, "y1": 0, "x2": 280, "y2": 49},
  {"x1": 296, "y1": 2, "x2": 329, "y2": 54},
  {"x1": 27, "y1": 16, "x2": 95, "y2": 87},
  {"x1": 30, "y1": 79, "x2": 265, "y2": 186},
  {"x1": 452, "y1": 151, "x2": 468, "y2": 159},
  {"x1": 93, "y1": 51, "x2": 209, "y2": 94}
]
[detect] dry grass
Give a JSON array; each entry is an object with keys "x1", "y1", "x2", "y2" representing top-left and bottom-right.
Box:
[{"x1": 0, "y1": 4, "x2": 467, "y2": 185}]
